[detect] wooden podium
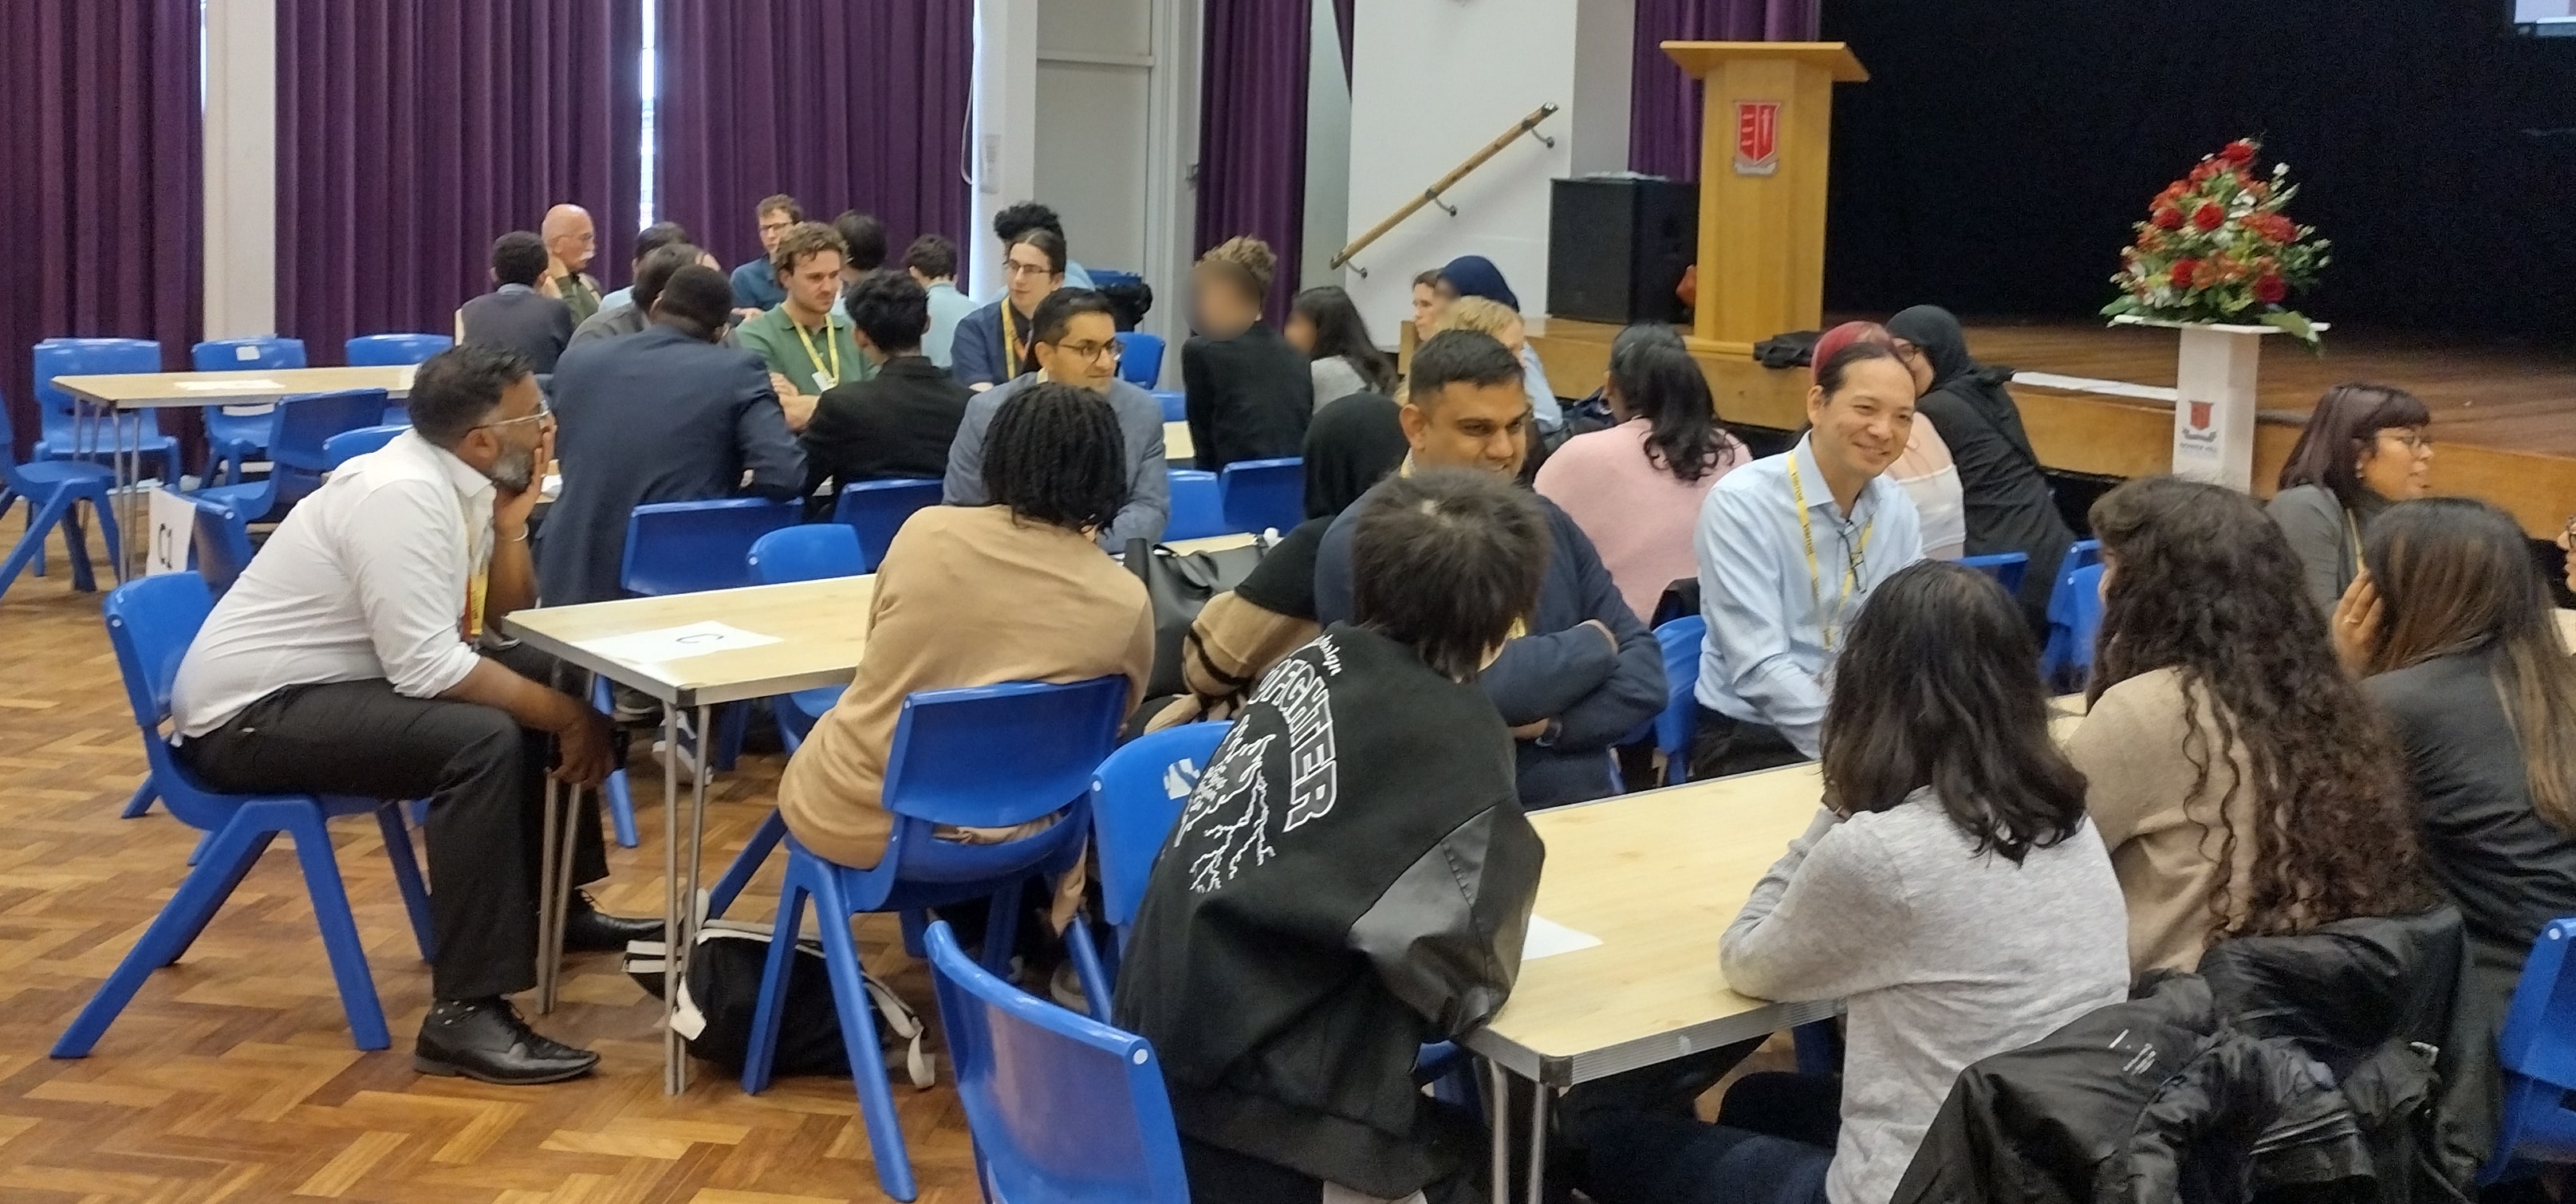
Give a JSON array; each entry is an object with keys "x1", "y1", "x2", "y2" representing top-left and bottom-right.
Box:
[{"x1": 1662, "y1": 42, "x2": 1869, "y2": 351}]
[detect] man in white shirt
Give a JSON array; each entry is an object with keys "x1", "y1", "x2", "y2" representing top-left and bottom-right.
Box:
[
  {"x1": 1692, "y1": 335, "x2": 1926, "y2": 777},
  {"x1": 170, "y1": 344, "x2": 652, "y2": 1086}
]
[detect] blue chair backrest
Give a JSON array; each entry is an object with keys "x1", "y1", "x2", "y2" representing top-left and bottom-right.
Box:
[
  {"x1": 322, "y1": 423, "x2": 408, "y2": 469},
  {"x1": 831, "y1": 478, "x2": 943, "y2": 572},
  {"x1": 1115, "y1": 331, "x2": 1165, "y2": 388},
  {"x1": 1151, "y1": 389, "x2": 1185, "y2": 423},
  {"x1": 749, "y1": 525, "x2": 865, "y2": 586},
  {"x1": 2499, "y1": 919, "x2": 2576, "y2": 1089},
  {"x1": 102, "y1": 576, "x2": 243, "y2": 832},
  {"x1": 1960, "y1": 551, "x2": 2030, "y2": 599},
  {"x1": 619, "y1": 498, "x2": 801, "y2": 597},
  {"x1": 1163, "y1": 470, "x2": 1228, "y2": 541},
  {"x1": 2062, "y1": 563, "x2": 2106, "y2": 678},
  {"x1": 1092, "y1": 722, "x2": 1231, "y2": 942},
  {"x1": 34, "y1": 338, "x2": 161, "y2": 425},
  {"x1": 1219, "y1": 458, "x2": 1303, "y2": 536},
  {"x1": 1653, "y1": 616, "x2": 1706, "y2": 763},
  {"x1": 191, "y1": 337, "x2": 307, "y2": 372},
  {"x1": 344, "y1": 333, "x2": 451, "y2": 367},
  {"x1": 881, "y1": 678, "x2": 1129, "y2": 832},
  {"x1": 191, "y1": 496, "x2": 255, "y2": 596},
  {"x1": 924, "y1": 920, "x2": 1191, "y2": 1204}
]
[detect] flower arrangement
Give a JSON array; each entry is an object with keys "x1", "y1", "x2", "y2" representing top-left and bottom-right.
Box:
[{"x1": 2102, "y1": 137, "x2": 2330, "y2": 344}]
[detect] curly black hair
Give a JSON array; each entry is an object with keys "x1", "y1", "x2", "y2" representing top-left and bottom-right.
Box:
[
  {"x1": 2087, "y1": 475, "x2": 2435, "y2": 942},
  {"x1": 982, "y1": 382, "x2": 1129, "y2": 533}
]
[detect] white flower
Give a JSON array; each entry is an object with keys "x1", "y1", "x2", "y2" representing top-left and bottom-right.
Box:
[{"x1": 2273, "y1": 162, "x2": 2290, "y2": 176}]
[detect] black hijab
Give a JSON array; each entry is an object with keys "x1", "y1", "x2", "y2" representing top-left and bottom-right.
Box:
[
  {"x1": 1235, "y1": 393, "x2": 1409, "y2": 619},
  {"x1": 1886, "y1": 305, "x2": 2035, "y2": 459}
]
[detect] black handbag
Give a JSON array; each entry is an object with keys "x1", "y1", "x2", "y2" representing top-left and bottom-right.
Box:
[{"x1": 1126, "y1": 535, "x2": 1270, "y2": 700}]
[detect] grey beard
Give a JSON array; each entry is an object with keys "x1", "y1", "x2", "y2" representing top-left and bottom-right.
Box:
[{"x1": 487, "y1": 445, "x2": 537, "y2": 493}]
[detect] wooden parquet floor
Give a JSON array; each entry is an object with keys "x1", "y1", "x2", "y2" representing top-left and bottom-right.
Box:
[{"x1": 0, "y1": 517, "x2": 986, "y2": 1202}]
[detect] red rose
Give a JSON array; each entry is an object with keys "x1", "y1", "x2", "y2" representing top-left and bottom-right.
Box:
[
  {"x1": 2222, "y1": 139, "x2": 2258, "y2": 165},
  {"x1": 2152, "y1": 205, "x2": 2184, "y2": 230},
  {"x1": 2171, "y1": 259, "x2": 2201, "y2": 289},
  {"x1": 2254, "y1": 273, "x2": 2287, "y2": 304},
  {"x1": 2192, "y1": 203, "x2": 2224, "y2": 232},
  {"x1": 2189, "y1": 160, "x2": 2220, "y2": 183}
]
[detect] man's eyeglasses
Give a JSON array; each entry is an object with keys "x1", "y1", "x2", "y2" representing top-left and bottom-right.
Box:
[
  {"x1": 758, "y1": 220, "x2": 794, "y2": 235},
  {"x1": 1050, "y1": 340, "x2": 1123, "y2": 364},
  {"x1": 1003, "y1": 261, "x2": 1059, "y2": 279},
  {"x1": 477, "y1": 400, "x2": 553, "y2": 431}
]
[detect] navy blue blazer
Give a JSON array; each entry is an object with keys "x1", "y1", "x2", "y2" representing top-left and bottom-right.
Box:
[
  {"x1": 949, "y1": 300, "x2": 1034, "y2": 389},
  {"x1": 535, "y1": 325, "x2": 806, "y2": 607}
]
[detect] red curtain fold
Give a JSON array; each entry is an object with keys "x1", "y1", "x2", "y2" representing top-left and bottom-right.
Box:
[
  {"x1": 276, "y1": 0, "x2": 643, "y2": 365},
  {"x1": 1629, "y1": 0, "x2": 1819, "y2": 181},
  {"x1": 651, "y1": 0, "x2": 973, "y2": 276},
  {"x1": 1194, "y1": 0, "x2": 1313, "y2": 322},
  {"x1": 0, "y1": 0, "x2": 203, "y2": 460}
]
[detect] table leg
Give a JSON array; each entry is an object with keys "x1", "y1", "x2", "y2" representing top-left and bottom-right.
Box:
[
  {"x1": 662, "y1": 706, "x2": 685, "y2": 1096},
  {"x1": 1488, "y1": 1060, "x2": 1511, "y2": 1203},
  {"x1": 116, "y1": 411, "x2": 138, "y2": 581},
  {"x1": 551, "y1": 781, "x2": 580, "y2": 989},
  {"x1": 537, "y1": 776, "x2": 560, "y2": 1011},
  {"x1": 1526, "y1": 1081, "x2": 1550, "y2": 1204}
]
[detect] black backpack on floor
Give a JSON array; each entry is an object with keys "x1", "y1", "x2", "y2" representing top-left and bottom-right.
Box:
[{"x1": 623, "y1": 917, "x2": 932, "y2": 1085}]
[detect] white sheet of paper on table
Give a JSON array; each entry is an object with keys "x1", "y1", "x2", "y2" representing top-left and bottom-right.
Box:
[
  {"x1": 1521, "y1": 913, "x2": 1602, "y2": 961},
  {"x1": 584, "y1": 620, "x2": 782, "y2": 666},
  {"x1": 174, "y1": 378, "x2": 287, "y2": 391}
]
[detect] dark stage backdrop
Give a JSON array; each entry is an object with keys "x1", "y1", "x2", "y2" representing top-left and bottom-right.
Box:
[{"x1": 1819, "y1": 0, "x2": 2576, "y2": 337}]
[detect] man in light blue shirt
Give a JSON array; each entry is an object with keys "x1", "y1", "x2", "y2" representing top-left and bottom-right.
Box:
[
  {"x1": 594, "y1": 220, "x2": 692, "y2": 317},
  {"x1": 944, "y1": 288, "x2": 1168, "y2": 549},
  {"x1": 902, "y1": 234, "x2": 979, "y2": 368},
  {"x1": 1693, "y1": 337, "x2": 1926, "y2": 775}
]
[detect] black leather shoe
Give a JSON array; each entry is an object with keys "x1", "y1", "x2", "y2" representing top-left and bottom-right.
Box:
[
  {"x1": 414, "y1": 997, "x2": 598, "y2": 1084},
  {"x1": 561, "y1": 891, "x2": 662, "y2": 953}
]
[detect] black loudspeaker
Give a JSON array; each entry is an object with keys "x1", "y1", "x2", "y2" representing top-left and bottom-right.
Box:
[{"x1": 1546, "y1": 175, "x2": 1699, "y2": 326}]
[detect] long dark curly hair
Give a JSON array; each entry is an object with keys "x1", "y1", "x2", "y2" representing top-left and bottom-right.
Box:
[{"x1": 2086, "y1": 476, "x2": 2434, "y2": 942}]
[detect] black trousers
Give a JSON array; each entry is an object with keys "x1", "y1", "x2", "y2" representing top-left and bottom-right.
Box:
[
  {"x1": 178, "y1": 642, "x2": 609, "y2": 1001},
  {"x1": 1578, "y1": 1072, "x2": 1840, "y2": 1204},
  {"x1": 1687, "y1": 706, "x2": 1810, "y2": 781}
]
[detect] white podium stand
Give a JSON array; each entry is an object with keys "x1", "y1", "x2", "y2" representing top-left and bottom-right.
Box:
[{"x1": 2110, "y1": 315, "x2": 2326, "y2": 490}]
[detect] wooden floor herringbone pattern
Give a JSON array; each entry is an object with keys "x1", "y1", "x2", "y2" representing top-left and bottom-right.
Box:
[{"x1": 0, "y1": 511, "x2": 986, "y2": 1202}]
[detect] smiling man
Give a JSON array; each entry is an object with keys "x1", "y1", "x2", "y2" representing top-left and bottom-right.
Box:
[
  {"x1": 1692, "y1": 326, "x2": 1926, "y2": 778},
  {"x1": 733, "y1": 221, "x2": 867, "y2": 431},
  {"x1": 942, "y1": 288, "x2": 1169, "y2": 549},
  {"x1": 1312, "y1": 329, "x2": 1664, "y2": 810}
]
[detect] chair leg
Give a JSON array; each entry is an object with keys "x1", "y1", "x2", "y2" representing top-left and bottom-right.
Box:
[
  {"x1": 375, "y1": 805, "x2": 437, "y2": 963},
  {"x1": 53, "y1": 814, "x2": 274, "y2": 1057},
  {"x1": 120, "y1": 778, "x2": 156, "y2": 819},
  {"x1": 407, "y1": 797, "x2": 429, "y2": 827},
  {"x1": 1065, "y1": 916, "x2": 1114, "y2": 1024},
  {"x1": 741, "y1": 866, "x2": 810, "y2": 1096},
  {"x1": 61, "y1": 501, "x2": 96, "y2": 594},
  {"x1": 1791, "y1": 1020, "x2": 1841, "y2": 1076},
  {"x1": 706, "y1": 810, "x2": 788, "y2": 923},
  {"x1": 283, "y1": 807, "x2": 392, "y2": 1051},
  {"x1": 163, "y1": 824, "x2": 277, "y2": 966},
  {"x1": 603, "y1": 766, "x2": 639, "y2": 849},
  {"x1": 978, "y1": 883, "x2": 1023, "y2": 980},
  {"x1": 899, "y1": 908, "x2": 929, "y2": 960},
  {"x1": 805, "y1": 872, "x2": 920, "y2": 1202},
  {"x1": 93, "y1": 494, "x2": 124, "y2": 575},
  {"x1": 712, "y1": 702, "x2": 749, "y2": 772},
  {"x1": 0, "y1": 490, "x2": 76, "y2": 600}
]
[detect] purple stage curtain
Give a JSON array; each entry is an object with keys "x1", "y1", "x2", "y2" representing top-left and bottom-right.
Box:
[
  {"x1": 652, "y1": 0, "x2": 973, "y2": 276},
  {"x1": 1629, "y1": 0, "x2": 1819, "y2": 181},
  {"x1": 277, "y1": 0, "x2": 643, "y2": 365},
  {"x1": 1195, "y1": 0, "x2": 1312, "y2": 322},
  {"x1": 0, "y1": 0, "x2": 203, "y2": 461}
]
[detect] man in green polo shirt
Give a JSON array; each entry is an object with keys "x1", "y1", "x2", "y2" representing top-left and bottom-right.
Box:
[
  {"x1": 734, "y1": 221, "x2": 869, "y2": 432},
  {"x1": 541, "y1": 203, "x2": 603, "y2": 324}
]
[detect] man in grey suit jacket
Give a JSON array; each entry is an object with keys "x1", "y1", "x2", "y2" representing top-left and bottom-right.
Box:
[
  {"x1": 459, "y1": 231, "x2": 576, "y2": 373},
  {"x1": 943, "y1": 288, "x2": 1168, "y2": 549}
]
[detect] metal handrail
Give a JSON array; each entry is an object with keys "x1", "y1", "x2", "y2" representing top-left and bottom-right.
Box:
[{"x1": 1329, "y1": 103, "x2": 1560, "y2": 276}]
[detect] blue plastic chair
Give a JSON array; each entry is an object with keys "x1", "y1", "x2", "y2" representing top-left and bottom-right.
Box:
[
  {"x1": 192, "y1": 389, "x2": 389, "y2": 523},
  {"x1": 1163, "y1": 470, "x2": 1230, "y2": 541},
  {"x1": 191, "y1": 494, "x2": 255, "y2": 598},
  {"x1": 192, "y1": 337, "x2": 309, "y2": 485},
  {"x1": 53, "y1": 575, "x2": 435, "y2": 1059},
  {"x1": 747, "y1": 525, "x2": 865, "y2": 753},
  {"x1": 322, "y1": 424, "x2": 407, "y2": 469},
  {"x1": 1062, "y1": 722, "x2": 1233, "y2": 1019},
  {"x1": 0, "y1": 392, "x2": 123, "y2": 602},
  {"x1": 1219, "y1": 457, "x2": 1303, "y2": 536},
  {"x1": 32, "y1": 339, "x2": 181, "y2": 484},
  {"x1": 832, "y1": 478, "x2": 943, "y2": 572},
  {"x1": 1151, "y1": 389, "x2": 1186, "y2": 423},
  {"x1": 1960, "y1": 550, "x2": 2030, "y2": 599},
  {"x1": 343, "y1": 333, "x2": 451, "y2": 367},
  {"x1": 924, "y1": 919, "x2": 1192, "y2": 1204},
  {"x1": 2487, "y1": 917, "x2": 2576, "y2": 1182},
  {"x1": 2041, "y1": 540, "x2": 2107, "y2": 690},
  {"x1": 741, "y1": 676, "x2": 1130, "y2": 1202},
  {"x1": 1114, "y1": 331, "x2": 1165, "y2": 388},
  {"x1": 1651, "y1": 616, "x2": 1707, "y2": 787}
]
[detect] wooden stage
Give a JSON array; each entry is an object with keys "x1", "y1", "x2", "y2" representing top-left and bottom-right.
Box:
[{"x1": 1530, "y1": 317, "x2": 2576, "y2": 539}]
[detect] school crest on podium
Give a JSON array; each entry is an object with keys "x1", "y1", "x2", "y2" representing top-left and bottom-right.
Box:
[{"x1": 1734, "y1": 101, "x2": 1781, "y2": 176}]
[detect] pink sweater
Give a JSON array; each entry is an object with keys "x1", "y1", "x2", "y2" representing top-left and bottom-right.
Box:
[{"x1": 1534, "y1": 418, "x2": 1751, "y2": 620}]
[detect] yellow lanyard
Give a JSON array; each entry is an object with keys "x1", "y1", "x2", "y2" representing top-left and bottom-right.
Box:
[
  {"x1": 456, "y1": 495, "x2": 490, "y2": 641},
  {"x1": 1787, "y1": 456, "x2": 1873, "y2": 651},
  {"x1": 999, "y1": 302, "x2": 1026, "y2": 378},
  {"x1": 792, "y1": 317, "x2": 841, "y2": 386}
]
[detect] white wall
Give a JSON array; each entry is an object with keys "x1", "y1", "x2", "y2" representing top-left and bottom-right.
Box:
[
  {"x1": 1342, "y1": 0, "x2": 1633, "y2": 346},
  {"x1": 203, "y1": 0, "x2": 278, "y2": 340},
  {"x1": 1298, "y1": 0, "x2": 1352, "y2": 295}
]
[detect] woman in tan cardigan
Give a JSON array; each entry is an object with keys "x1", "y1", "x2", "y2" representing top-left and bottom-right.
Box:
[
  {"x1": 778, "y1": 382, "x2": 1155, "y2": 870},
  {"x1": 2066, "y1": 476, "x2": 2434, "y2": 980}
]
